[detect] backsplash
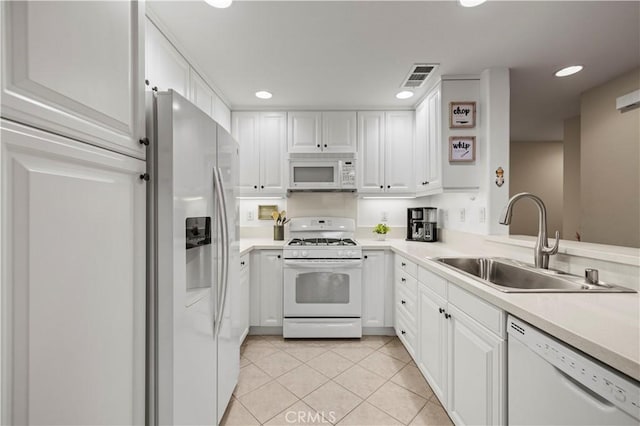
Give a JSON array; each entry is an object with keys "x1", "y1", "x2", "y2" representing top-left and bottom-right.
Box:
[{"x1": 239, "y1": 191, "x2": 492, "y2": 238}]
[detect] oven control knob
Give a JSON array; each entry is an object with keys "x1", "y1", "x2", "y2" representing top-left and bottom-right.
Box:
[
  {"x1": 301, "y1": 251, "x2": 308, "y2": 257},
  {"x1": 292, "y1": 251, "x2": 299, "y2": 257}
]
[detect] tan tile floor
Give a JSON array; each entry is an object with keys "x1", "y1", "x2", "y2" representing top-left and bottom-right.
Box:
[{"x1": 221, "y1": 335, "x2": 454, "y2": 426}]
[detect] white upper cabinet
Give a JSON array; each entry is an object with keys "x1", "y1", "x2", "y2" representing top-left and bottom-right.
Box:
[
  {"x1": 358, "y1": 111, "x2": 385, "y2": 192},
  {"x1": 322, "y1": 111, "x2": 357, "y2": 153},
  {"x1": 426, "y1": 86, "x2": 443, "y2": 191},
  {"x1": 145, "y1": 18, "x2": 189, "y2": 97},
  {"x1": 260, "y1": 112, "x2": 287, "y2": 193},
  {"x1": 1, "y1": 1, "x2": 145, "y2": 159},
  {"x1": 385, "y1": 111, "x2": 415, "y2": 193},
  {"x1": 189, "y1": 68, "x2": 214, "y2": 118},
  {"x1": 233, "y1": 112, "x2": 260, "y2": 193},
  {"x1": 232, "y1": 111, "x2": 287, "y2": 195},
  {"x1": 358, "y1": 111, "x2": 414, "y2": 194},
  {"x1": 213, "y1": 95, "x2": 231, "y2": 133},
  {"x1": 415, "y1": 100, "x2": 428, "y2": 192},
  {"x1": 415, "y1": 85, "x2": 443, "y2": 196},
  {"x1": 288, "y1": 111, "x2": 356, "y2": 153},
  {"x1": 288, "y1": 111, "x2": 322, "y2": 153},
  {"x1": 1, "y1": 120, "x2": 146, "y2": 425}
]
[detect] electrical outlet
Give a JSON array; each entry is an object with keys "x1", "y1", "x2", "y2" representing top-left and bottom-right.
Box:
[
  {"x1": 381, "y1": 211, "x2": 388, "y2": 222},
  {"x1": 459, "y1": 208, "x2": 466, "y2": 222},
  {"x1": 247, "y1": 211, "x2": 254, "y2": 221},
  {"x1": 479, "y1": 207, "x2": 486, "y2": 223}
]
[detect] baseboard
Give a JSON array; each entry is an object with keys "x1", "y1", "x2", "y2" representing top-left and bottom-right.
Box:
[{"x1": 363, "y1": 327, "x2": 396, "y2": 336}]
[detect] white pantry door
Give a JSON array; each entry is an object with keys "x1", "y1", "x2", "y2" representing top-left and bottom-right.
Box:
[{"x1": 0, "y1": 120, "x2": 146, "y2": 426}]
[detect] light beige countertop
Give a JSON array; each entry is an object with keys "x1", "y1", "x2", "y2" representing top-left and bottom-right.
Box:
[{"x1": 239, "y1": 237, "x2": 640, "y2": 381}]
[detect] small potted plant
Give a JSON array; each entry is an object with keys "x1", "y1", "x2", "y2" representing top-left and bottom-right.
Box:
[{"x1": 373, "y1": 223, "x2": 390, "y2": 241}]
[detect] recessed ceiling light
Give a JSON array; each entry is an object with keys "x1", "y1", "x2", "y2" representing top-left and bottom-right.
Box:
[
  {"x1": 204, "y1": 0, "x2": 232, "y2": 8},
  {"x1": 555, "y1": 65, "x2": 584, "y2": 77},
  {"x1": 396, "y1": 91, "x2": 414, "y2": 100},
  {"x1": 255, "y1": 91, "x2": 273, "y2": 99},
  {"x1": 459, "y1": 0, "x2": 488, "y2": 7}
]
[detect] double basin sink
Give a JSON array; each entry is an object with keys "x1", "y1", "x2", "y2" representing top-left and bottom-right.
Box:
[{"x1": 435, "y1": 257, "x2": 635, "y2": 293}]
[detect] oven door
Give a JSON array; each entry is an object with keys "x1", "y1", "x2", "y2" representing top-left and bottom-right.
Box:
[
  {"x1": 283, "y1": 259, "x2": 362, "y2": 317},
  {"x1": 289, "y1": 161, "x2": 339, "y2": 189}
]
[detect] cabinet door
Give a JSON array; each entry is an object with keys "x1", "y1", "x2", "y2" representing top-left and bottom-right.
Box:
[
  {"x1": 447, "y1": 304, "x2": 505, "y2": 426},
  {"x1": 259, "y1": 251, "x2": 283, "y2": 326},
  {"x1": 145, "y1": 17, "x2": 189, "y2": 98},
  {"x1": 214, "y1": 94, "x2": 231, "y2": 133},
  {"x1": 322, "y1": 111, "x2": 356, "y2": 153},
  {"x1": 426, "y1": 86, "x2": 442, "y2": 191},
  {"x1": 232, "y1": 112, "x2": 260, "y2": 193},
  {"x1": 1, "y1": 120, "x2": 146, "y2": 425},
  {"x1": 238, "y1": 255, "x2": 251, "y2": 343},
  {"x1": 414, "y1": 100, "x2": 429, "y2": 194},
  {"x1": 189, "y1": 68, "x2": 214, "y2": 118},
  {"x1": 362, "y1": 251, "x2": 386, "y2": 327},
  {"x1": 260, "y1": 112, "x2": 287, "y2": 194},
  {"x1": 288, "y1": 111, "x2": 321, "y2": 153},
  {"x1": 417, "y1": 285, "x2": 448, "y2": 404},
  {"x1": 357, "y1": 111, "x2": 385, "y2": 193},
  {"x1": 1, "y1": 1, "x2": 145, "y2": 159},
  {"x1": 385, "y1": 111, "x2": 415, "y2": 193}
]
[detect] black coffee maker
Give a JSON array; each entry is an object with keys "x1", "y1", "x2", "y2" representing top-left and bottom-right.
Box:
[{"x1": 406, "y1": 208, "x2": 438, "y2": 242}]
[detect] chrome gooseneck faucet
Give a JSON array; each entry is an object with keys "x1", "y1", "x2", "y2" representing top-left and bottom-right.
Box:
[{"x1": 499, "y1": 192, "x2": 560, "y2": 269}]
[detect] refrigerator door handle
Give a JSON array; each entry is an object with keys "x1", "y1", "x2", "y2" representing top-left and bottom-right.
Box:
[{"x1": 213, "y1": 167, "x2": 230, "y2": 336}]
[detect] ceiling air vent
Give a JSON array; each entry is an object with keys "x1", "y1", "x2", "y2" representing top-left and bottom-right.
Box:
[{"x1": 401, "y1": 64, "x2": 438, "y2": 89}]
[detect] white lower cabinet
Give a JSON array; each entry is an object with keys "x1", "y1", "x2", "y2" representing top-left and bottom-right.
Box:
[
  {"x1": 396, "y1": 262, "x2": 507, "y2": 426},
  {"x1": 1, "y1": 120, "x2": 146, "y2": 425},
  {"x1": 417, "y1": 284, "x2": 448, "y2": 402},
  {"x1": 447, "y1": 304, "x2": 505, "y2": 426},
  {"x1": 249, "y1": 250, "x2": 283, "y2": 327},
  {"x1": 238, "y1": 254, "x2": 250, "y2": 343},
  {"x1": 362, "y1": 250, "x2": 386, "y2": 328},
  {"x1": 394, "y1": 256, "x2": 418, "y2": 357}
]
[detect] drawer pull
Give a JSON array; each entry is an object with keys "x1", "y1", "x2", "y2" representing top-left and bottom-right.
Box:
[
  {"x1": 401, "y1": 300, "x2": 406, "y2": 304},
  {"x1": 401, "y1": 262, "x2": 406, "y2": 267},
  {"x1": 240, "y1": 261, "x2": 245, "y2": 266},
  {"x1": 439, "y1": 308, "x2": 444, "y2": 314},
  {"x1": 401, "y1": 277, "x2": 406, "y2": 282},
  {"x1": 444, "y1": 313, "x2": 451, "y2": 319},
  {"x1": 401, "y1": 330, "x2": 406, "y2": 335}
]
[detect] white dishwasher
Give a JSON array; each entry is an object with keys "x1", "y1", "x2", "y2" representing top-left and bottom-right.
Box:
[{"x1": 508, "y1": 316, "x2": 640, "y2": 425}]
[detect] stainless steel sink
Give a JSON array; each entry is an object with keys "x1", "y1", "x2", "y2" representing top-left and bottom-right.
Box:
[{"x1": 435, "y1": 257, "x2": 636, "y2": 293}]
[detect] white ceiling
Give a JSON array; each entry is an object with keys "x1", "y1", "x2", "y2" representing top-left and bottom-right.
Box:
[{"x1": 148, "y1": 0, "x2": 640, "y2": 141}]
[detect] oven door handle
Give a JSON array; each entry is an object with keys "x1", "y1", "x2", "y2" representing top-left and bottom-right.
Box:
[{"x1": 284, "y1": 259, "x2": 363, "y2": 269}]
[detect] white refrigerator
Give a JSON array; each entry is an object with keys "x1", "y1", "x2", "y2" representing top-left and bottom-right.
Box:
[{"x1": 147, "y1": 90, "x2": 240, "y2": 425}]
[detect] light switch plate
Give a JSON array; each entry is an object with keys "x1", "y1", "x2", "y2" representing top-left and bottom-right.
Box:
[{"x1": 459, "y1": 208, "x2": 466, "y2": 222}]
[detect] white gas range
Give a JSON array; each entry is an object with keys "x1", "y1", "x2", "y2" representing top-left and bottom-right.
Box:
[{"x1": 283, "y1": 217, "x2": 363, "y2": 338}]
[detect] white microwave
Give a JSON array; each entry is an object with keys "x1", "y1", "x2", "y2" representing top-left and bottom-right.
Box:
[{"x1": 288, "y1": 159, "x2": 357, "y2": 191}]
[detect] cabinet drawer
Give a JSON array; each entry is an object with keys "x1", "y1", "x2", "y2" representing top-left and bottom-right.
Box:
[
  {"x1": 396, "y1": 283, "x2": 417, "y2": 323},
  {"x1": 395, "y1": 255, "x2": 418, "y2": 278},
  {"x1": 418, "y1": 266, "x2": 447, "y2": 300},
  {"x1": 395, "y1": 309, "x2": 417, "y2": 358},
  {"x1": 395, "y1": 267, "x2": 418, "y2": 294},
  {"x1": 448, "y1": 284, "x2": 505, "y2": 338}
]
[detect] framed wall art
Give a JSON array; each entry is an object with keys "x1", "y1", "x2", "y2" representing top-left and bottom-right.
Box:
[
  {"x1": 449, "y1": 136, "x2": 476, "y2": 162},
  {"x1": 449, "y1": 101, "x2": 476, "y2": 128}
]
